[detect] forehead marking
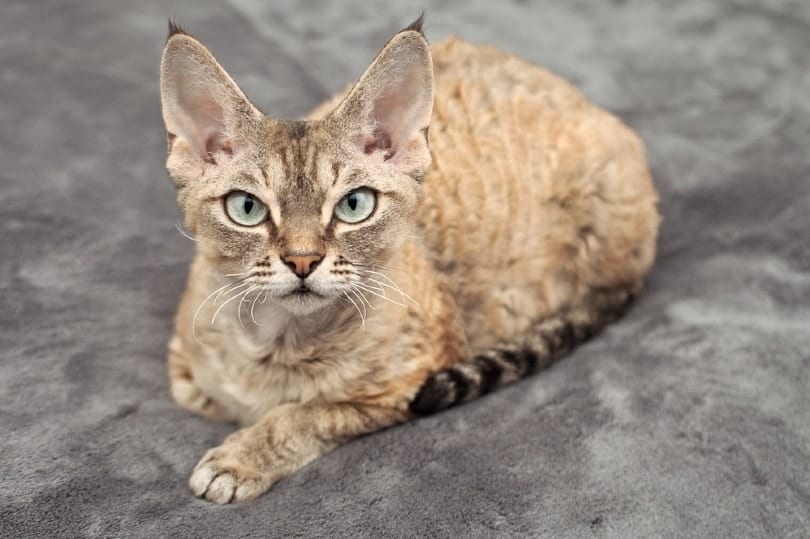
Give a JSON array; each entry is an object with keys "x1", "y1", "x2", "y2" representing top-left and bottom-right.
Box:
[
  {"x1": 332, "y1": 160, "x2": 342, "y2": 187},
  {"x1": 289, "y1": 120, "x2": 308, "y2": 141}
]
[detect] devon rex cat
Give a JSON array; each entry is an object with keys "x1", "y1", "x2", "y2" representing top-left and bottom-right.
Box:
[{"x1": 159, "y1": 16, "x2": 659, "y2": 503}]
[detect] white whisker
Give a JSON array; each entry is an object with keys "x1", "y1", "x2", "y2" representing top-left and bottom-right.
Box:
[
  {"x1": 358, "y1": 279, "x2": 389, "y2": 298},
  {"x1": 250, "y1": 289, "x2": 263, "y2": 325},
  {"x1": 348, "y1": 288, "x2": 369, "y2": 319},
  {"x1": 236, "y1": 286, "x2": 258, "y2": 328},
  {"x1": 360, "y1": 270, "x2": 419, "y2": 307},
  {"x1": 353, "y1": 261, "x2": 402, "y2": 273},
  {"x1": 214, "y1": 280, "x2": 251, "y2": 304},
  {"x1": 191, "y1": 280, "x2": 236, "y2": 344},
  {"x1": 354, "y1": 282, "x2": 406, "y2": 308},
  {"x1": 343, "y1": 291, "x2": 366, "y2": 329},
  {"x1": 175, "y1": 222, "x2": 198, "y2": 242},
  {"x1": 356, "y1": 286, "x2": 377, "y2": 310},
  {"x1": 211, "y1": 284, "x2": 254, "y2": 326}
]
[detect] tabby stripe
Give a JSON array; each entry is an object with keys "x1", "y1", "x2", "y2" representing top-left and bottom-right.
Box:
[
  {"x1": 409, "y1": 345, "x2": 548, "y2": 416},
  {"x1": 411, "y1": 348, "x2": 540, "y2": 415},
  {"x1": 409, "y1": 291, "x2": 637, "y2": 416},
  {"x1": 498, "y1": 349, "x2": 523, "y2": 375},
  {"x1": 473, "y1": 355, "x2": 503, "y2": 395}
]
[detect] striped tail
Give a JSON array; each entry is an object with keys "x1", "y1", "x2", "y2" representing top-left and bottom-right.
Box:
[{"x1": 409, "y1": 292, "x2": 633, "y2": 415}]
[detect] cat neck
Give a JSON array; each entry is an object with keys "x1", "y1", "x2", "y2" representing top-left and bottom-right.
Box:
[{"x1": 245, "y1": 299, "x2": 356, "y2": 348}]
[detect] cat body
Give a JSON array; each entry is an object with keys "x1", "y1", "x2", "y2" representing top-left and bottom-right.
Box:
[{"x1": 160, "y1": 18, "x2": 659, "y2": 503}]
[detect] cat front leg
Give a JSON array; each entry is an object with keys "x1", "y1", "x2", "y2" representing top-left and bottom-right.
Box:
[
  {"x1": 189, "y1": 400, "x2": 406, "y2": 504},
  {"x1": 167, "y1": 334, "x2": 232, "y2": 422}
]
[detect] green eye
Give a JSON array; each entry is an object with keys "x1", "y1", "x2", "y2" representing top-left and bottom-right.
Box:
[
  {"x1": 334, "y1": 188, "x2": 376, "y2": 224},
  {"x1": 225, "y1": 191, "x2": 268, "y2": 226}
]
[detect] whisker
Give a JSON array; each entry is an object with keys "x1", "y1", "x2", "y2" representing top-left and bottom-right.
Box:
[
  {"x1": 225, "y1": 269, "x2": 253, "y2": 277},
  {"x1": 250, "y1": 289, "x2": 263, "y2": 326},
  {"x1": 365, "y1": 277, "x2": 418, "y2": 308},
  {"x1": 211, "y1": 284, "x2": 254, "y2": 325},
  {"x1": 352, "y1": 286, "x2": 377, "y2": 311},
  {"x1": 191, "y1": 280, "x2": 235, "y2": 344},
  {"x1": 352, "y1": 261, "x2": 403, "y2": 273},
  {"x1": 190, "y1": 276, "x2": 256, "y2": 344},
  {"x1": 359, "y1": 270, "x2": 419, "y2": 307},
  {"x1": 214, "y1": 279, "x2": 251, "y2": 304},
  {"x1": 237, "y1": 286, "x2": 258, "y2": 328},
  {"x1": 347, "y1": 288, "x2": 368, "y2": 320},
  {"x1": 175, "y1": 222, "x2": 198, "y2": 242},
  {"x1": 342, "y1": 291, "x2": 365, "y2": 329},
  {"x1": 337, "y1": 295, "x2": 362, "y2": 324},
  {"x1": 354, "y1": 282, "x2": 407, "y2": 308},
  {"x1": 357, "y1": 279, "x2": 388, "y2": 297}
]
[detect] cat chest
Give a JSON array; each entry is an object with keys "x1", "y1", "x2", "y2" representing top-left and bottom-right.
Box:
[{"x1": 191, "y1": 343, "x2": 353, "y2": 423}]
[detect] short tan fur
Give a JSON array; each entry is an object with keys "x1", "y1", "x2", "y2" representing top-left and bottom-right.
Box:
[{"x1": 160, "y1": 16, "x2": 659, "y2": 504}]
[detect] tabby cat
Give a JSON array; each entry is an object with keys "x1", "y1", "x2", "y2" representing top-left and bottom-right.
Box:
[{"x1": 160, "y1": 16, "x2": 659, "y2": 504}]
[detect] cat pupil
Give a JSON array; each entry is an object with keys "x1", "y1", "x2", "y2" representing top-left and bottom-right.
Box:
[
  {"x1": 348, "y1": 194, "x2": 358, "y2": 211},
  {"x1": 243, "y1": 196, "x2": 254, "y2": 214}
]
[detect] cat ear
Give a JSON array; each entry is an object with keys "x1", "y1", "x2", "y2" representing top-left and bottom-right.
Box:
[
  {"x1": 333, "y1": 17, "x2": 434, "y2": 173},
  {"x1": 160, "y1": 23, "x2": 261, "y2": 176}
]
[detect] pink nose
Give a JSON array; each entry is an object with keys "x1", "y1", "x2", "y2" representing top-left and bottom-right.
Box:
[{"x1": 281, "y1": 253, "x2": 323, "y2": 278}]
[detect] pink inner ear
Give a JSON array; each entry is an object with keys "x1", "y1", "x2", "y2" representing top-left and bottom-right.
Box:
[
  {"x1": 203, "y1": 135, "x2": 234, "y2": 164},
  {"x1": 358, "y1": 80, "x2": 428, "y2": 162},
  {"x1": 363, "y1": 127, "x2": 394, "y2": 160},
  {"x1": 176, "y1": 93, "x2": 239, "y2": 163}
]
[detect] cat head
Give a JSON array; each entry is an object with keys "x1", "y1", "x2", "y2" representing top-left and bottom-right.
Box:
[{"x1": 160, "y1": 17, "x2": 433, "y2": 315}]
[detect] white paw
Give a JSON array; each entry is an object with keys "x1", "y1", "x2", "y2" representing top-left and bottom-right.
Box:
[{"x1": 189, "y1": 445, "x2": 271, "y2": 504}]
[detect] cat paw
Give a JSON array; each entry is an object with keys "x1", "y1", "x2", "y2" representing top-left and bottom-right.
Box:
[{"x1": 189, "y1": 443, "x2": 273, "y2": 504}]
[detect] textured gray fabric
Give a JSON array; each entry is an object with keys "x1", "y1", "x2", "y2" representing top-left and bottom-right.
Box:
[{"x1": 2, "y1": 0, "x2": 809, "y2": 537}]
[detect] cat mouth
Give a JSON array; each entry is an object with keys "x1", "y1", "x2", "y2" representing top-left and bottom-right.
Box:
[{"x1": 285, "y1": 284, "x2": 323, "y2": 299}]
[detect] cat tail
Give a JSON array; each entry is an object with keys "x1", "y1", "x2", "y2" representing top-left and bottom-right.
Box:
[{"x1": 409, "y1": 291, "x2": 634, "y2": 415}]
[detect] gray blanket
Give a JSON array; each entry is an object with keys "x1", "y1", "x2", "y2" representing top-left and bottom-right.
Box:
[{"x1": 2, "y1": 1, "x2": 808, "y2": 537}]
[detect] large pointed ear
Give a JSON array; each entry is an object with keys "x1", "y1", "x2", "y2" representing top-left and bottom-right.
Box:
[
  {"x1": 333, "y1": 18, "x2": 434, "y2": 174},
  {"x1": 160, "y1": 23, "x2": 261, "y2": 178}
]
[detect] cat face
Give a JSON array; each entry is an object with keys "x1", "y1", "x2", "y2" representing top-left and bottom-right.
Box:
[{"x1": 160, "y1": 26, "x2": 433, "y2": 315}]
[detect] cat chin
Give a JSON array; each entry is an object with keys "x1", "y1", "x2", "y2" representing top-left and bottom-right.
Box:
[{"x1": 274, "y1": 292, "x2": 337, "y2": 317}]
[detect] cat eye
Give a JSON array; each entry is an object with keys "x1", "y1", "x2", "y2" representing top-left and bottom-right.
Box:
[
  {"x1": 334, "y1": 188, "x2": 376, "y2": 224},
  {"x1": 224, "y1": 191, "x2": 268, "y2": 227}
]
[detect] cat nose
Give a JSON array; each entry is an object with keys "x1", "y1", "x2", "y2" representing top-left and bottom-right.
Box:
[{"x1": 281, "y1": 253, "x2": 323, "y2": 279}]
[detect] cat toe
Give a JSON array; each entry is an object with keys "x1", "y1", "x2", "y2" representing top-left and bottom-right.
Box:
[{"x1": 189, "y1": 447, "x2": 270, "y2": 504}]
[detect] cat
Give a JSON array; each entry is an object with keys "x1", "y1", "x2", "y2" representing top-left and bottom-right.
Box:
[{"x1": 160, "y1": 15, "x2": 659, "y2": 504}]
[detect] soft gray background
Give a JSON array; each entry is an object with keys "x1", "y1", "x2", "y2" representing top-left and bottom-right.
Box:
[{"x1": 1, "y1": 0, "x2": 809, "y2": 537}]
